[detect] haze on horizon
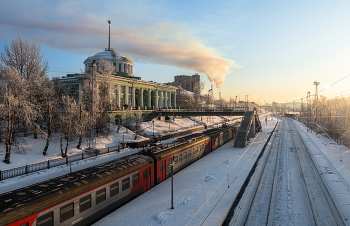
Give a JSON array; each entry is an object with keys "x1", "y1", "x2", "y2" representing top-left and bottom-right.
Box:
[{"x1": 1, "y1": 0, "x2": 350, "y2": 104}]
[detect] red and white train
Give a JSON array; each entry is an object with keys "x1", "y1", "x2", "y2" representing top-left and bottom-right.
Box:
[{"x1": 0, "y1": 124, "x2": 238, "y2": 226}]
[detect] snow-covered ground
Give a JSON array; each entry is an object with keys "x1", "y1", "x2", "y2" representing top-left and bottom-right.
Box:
[
  {"x1": 93, "y1": 116, "x2": 350, "y2": 226},
  {"x1": 2, "y1": 114, "x2": 348, "y2": 225},
  {"x1": 0, "y1": 116, "x2": 236, "y2": 194}
]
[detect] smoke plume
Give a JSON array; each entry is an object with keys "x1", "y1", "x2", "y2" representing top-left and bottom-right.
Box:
[{"x1": 0, "y1": 1, "x2": 238, "y2": 89}]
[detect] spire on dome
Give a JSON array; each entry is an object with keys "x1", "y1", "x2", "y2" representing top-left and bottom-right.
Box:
[{"x1": 107, "y1": 20, "x2": 111, "y2": 51}]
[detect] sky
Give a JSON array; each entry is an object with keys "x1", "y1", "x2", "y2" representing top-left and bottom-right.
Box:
[{"x1": 1, "y1": 0, "x2": 350, "y2": 104}]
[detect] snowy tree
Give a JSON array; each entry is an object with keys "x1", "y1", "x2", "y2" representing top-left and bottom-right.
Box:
[
  {"x1": 0, "y1": 67, "x2": 41, "y2": 163},
  {"x1": 0, "y1": 37, "x2": 48, "y2": 79},
  {"x1": 97, "y1": 58, "x2": 115, "y2": 75},
  {"x1": 57, "y1": 96, "x2": 79, "y2": 157},
  {"x1": 0, "y1": 37, "x2": 48, "y2": 163}
]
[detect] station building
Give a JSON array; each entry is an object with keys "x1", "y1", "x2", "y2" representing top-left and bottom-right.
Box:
[{"x1": 59, "y1": 47, "x2": 177, "y2": 110}]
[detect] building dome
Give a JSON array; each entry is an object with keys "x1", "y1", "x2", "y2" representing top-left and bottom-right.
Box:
[{"x1": 84, "y1": 48, "x2": 134, "y2": 77}]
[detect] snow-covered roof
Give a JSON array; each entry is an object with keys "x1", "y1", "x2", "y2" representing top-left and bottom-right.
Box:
[{"x1": 83, "y1": 49, "x2": 133, "y2": 64}]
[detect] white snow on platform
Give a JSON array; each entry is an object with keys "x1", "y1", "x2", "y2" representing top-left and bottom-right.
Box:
[{"x1": 93, "y1": 116, "x2": 350, "y2": 226}]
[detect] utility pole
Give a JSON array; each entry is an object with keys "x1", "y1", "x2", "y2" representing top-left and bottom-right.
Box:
[{"x1": 314, "y1": 81, "x2": 320, "y2": 122}]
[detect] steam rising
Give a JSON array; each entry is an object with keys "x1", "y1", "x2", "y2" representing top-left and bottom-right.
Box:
[{"x1": 0, "y1": 1, "x2": 238, "y2": 89}]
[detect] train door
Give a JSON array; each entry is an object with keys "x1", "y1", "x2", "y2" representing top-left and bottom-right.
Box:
[
  {"x1": 159, "y1": 160, "x2": 167, "y2": 182},
  {"x1": 144, "y1": 167, "x2": 152, "y2": 190}
]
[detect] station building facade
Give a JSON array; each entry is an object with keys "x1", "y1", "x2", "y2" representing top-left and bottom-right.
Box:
[{"x1": 59, "y1": 48, "x2": 177, "y2": 110}]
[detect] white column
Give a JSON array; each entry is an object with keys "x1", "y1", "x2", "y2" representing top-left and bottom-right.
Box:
[
  {"x1": 174, "y1": 92, "x2": 177, "y2": 108},
  {"x1": 132, "y1": 86, "x2": 135, "y2": 107},
  {"x1": 155, "y1": 90, "x2": 159, "y2": 108},
  {"x1": 131, "y1": 65, "x2": 133, "y2": 74},
  {"x1": 164, "y1": 91, "x2": 168, "y2": 107},
  {"x1": 168, "y1": 91, "x2": 172, "y2": 108},
  {"x1": 116, "y1": 85, "x2": 120, "y2": 108},
  {"x1": 160, "y1": 91, "x2": 163, "y2": 108},
  {"x1": 140, "y1": 87, "x2": 144, "y2": 108},
  {"x1": 148, "y1": 89, "x2": 152, "y2": 107},
  {"x1": 124, "y1": 86, "x2": 129, "y2": 105}
]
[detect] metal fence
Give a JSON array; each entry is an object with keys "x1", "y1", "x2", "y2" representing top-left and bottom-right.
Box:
[{"x1": 0, "y1": 144, "x2": 124, "y2": 181}]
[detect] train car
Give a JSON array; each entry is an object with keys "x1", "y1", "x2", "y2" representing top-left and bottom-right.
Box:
[
  {"x1": 202, "y1": 124, "x2": 239, "y2": 152},
  {"x1": 0, "y1": 123, "x2": 240, "y2": 226},
  {"x1": 0, "y1": 154, "x2": 155, "y2": 226},
  {"x1": 144, "y1": 133, "x2": 210, "y2": 184}
]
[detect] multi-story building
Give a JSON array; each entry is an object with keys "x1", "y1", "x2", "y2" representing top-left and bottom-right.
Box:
[{"x1": 170, "y1": 73, "x2": 200, "y2": 92}]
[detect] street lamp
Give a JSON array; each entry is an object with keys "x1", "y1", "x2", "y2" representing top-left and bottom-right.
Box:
[
  {"x1": 152, "y1": 120, "x2": 155, "y2": 136},
  {"x1": 169, "y1": 157, "x2": 175, "y2": 209}
]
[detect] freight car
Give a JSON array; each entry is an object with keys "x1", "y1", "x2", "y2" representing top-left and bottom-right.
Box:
[{"x1": 0, "y1": 124, "x2": 239, "y2": 226}]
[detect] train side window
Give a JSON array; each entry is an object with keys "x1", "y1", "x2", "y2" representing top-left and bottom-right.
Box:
[
  {"x1": 20, "y1": 223, "x2": 29, "y2": 226},
  {"x1": 174, "y1": 156, "x2": 178, "y2": 164},
  {"x1": 96, "y1": 188, "x2": 106, "y2": 204},
  {"x1": 122, "y1": 177, "x2": 130, "y2": 191},
  {"x1": 160, "y1": 162, "x2": 163, "y2": 171},
  {"x1": 179, "y1": 153, "x2": 183, "y2": 162},
  {"x1": 133, "y1": 173, "x2": 139, "y2": 185},
  {"x1": 147, "y1": 168, "x2": 151, "y2": 178},
  {"x1": 60, "y1": 203, "x2": 74, "y2": 223},
  {"x1": 188, "y1": 150, "x2": 192, "y2": 157},
  {"x1": 143, "y1": 170, "x2": 147, "y2": 179},
  {"x1": 36, "y1": 211, "x2": 54, "y2": 226},
  {"x1": 79, "y1": 194, "x2": 91, "y2": 213},
  {"x1": 110, "y1": 182, "x2": 119, "y2": 197},
  {"x1": 184, "y1": 152, "x2": 187, "y2": 159}
]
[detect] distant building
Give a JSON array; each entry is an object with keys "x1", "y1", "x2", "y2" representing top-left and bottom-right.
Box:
[{"x1": 169, "y1": 73, "x2": 200, "y2": 92}]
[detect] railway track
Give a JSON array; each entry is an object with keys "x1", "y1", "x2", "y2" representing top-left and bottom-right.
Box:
[{"x1": 229, "y1": 117, "x2": 345, "y2": 225}]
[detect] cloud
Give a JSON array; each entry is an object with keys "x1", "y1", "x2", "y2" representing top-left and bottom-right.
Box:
[{"x1": 0, "y1": 0, "x2": 238, "y2": 89}]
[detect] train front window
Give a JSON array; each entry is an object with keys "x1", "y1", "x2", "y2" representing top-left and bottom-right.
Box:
[
  {"x1": 79, "y1": 194, "x2": 91, "y2": 213},
  {"x1": 21, "y1": 223, "x2": 29, "y2": 226},
  {"x1": 60, "y1": 203, "x2": 74, "y2": 223},
  {"x1": 96, "y1": 188, "x2": 106, "y2": 204},
  {"x1": 36, "y1": 211, "x2": 53, "y2": 226}
]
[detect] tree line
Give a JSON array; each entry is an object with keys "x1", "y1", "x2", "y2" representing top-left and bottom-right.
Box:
[
  {"x1": 299, "y1": 95, "x2": 350, "y2": 147},
  {"x1": 0, "y1": 38, "x2": 110, "y2": 164}
]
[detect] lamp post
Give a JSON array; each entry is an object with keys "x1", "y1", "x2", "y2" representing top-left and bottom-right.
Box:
[
  {"x1": 152, "y1": 120, "x2": 155, "y2": 136},
  {"x1": 169, "y1": 157, "x2": 175, "y2": 209},
  {"x1": 89, "y1": 60, "x2": 97, "y2": 149}
]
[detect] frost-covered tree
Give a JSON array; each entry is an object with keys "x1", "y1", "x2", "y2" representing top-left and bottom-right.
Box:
[
  {"x1": 57, "y1": 96, "x2": 79, "y2": 157},
  {"x1": 0, "y1": 67, "x2": 41, "y2": 163},
  {"x1": 97, "y1": 58, "x2": 115, "y2": 75},
  {"x1": 0, "y1": 37, "x2": 48, "y2": 79},
  {"x1": 0, "y1": 37, "x2": 48, "y2": 163}
]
